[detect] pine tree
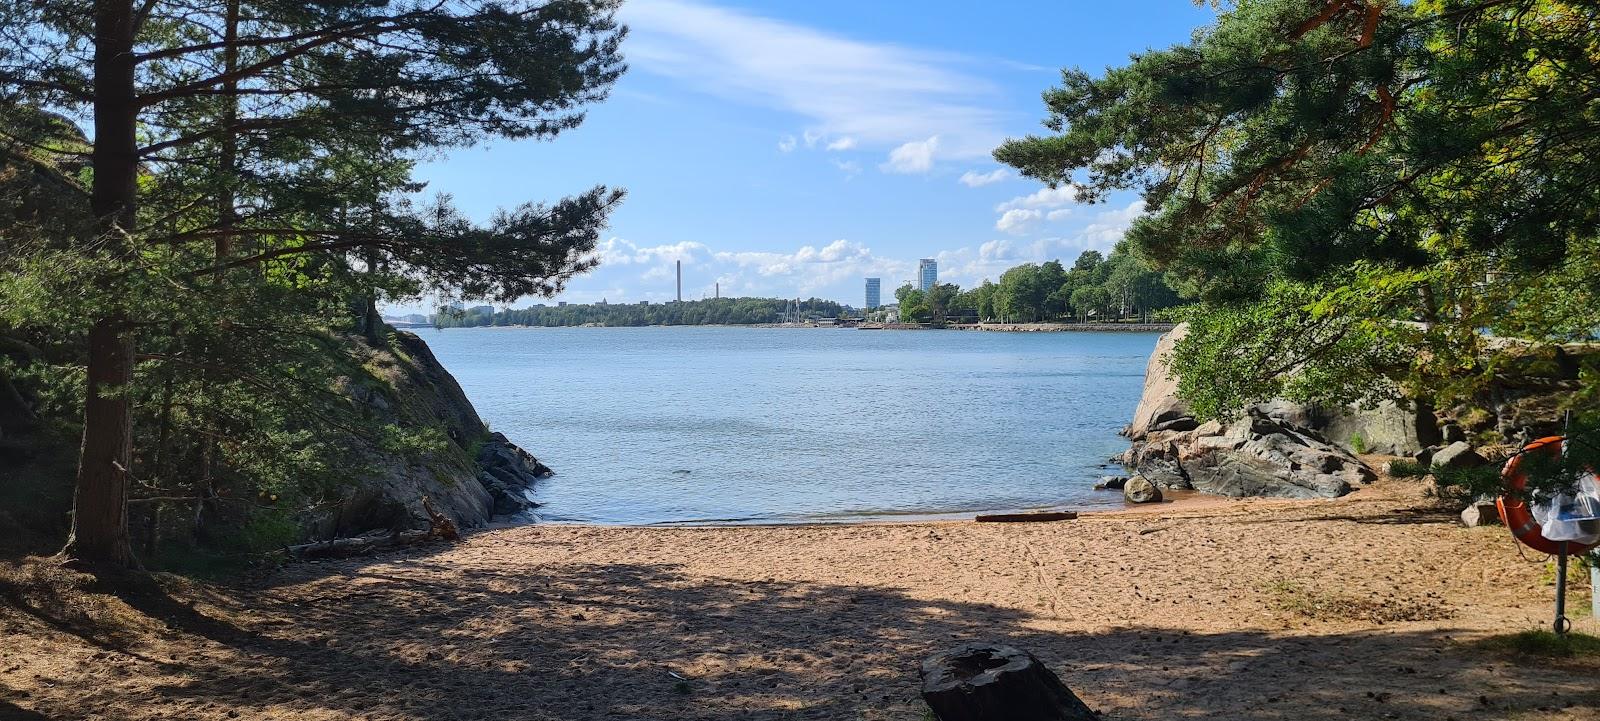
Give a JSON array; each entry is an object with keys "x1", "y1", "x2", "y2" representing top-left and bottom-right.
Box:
[{"x1": 1, "y1": 0, "x2": 627, "y2": 566}]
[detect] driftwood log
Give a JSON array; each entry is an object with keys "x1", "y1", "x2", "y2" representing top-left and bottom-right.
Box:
[
  {"x1": 286, "y1": 529, "x2": 439, "y2": 560},
  {"x1": 974, "y1": 511, "x2": 1078, "y2": 523},
  {"x1": 920, "y1": 644, "x2": 1096, "y2": 721}
]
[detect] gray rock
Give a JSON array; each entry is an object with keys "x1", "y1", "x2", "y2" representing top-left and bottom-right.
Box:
[
  {"x1": 1460, "y1": 502, "x2": 1500, "y2": 528},
  {"x1": 1441, "y1": 423, "x2": 1466, "y2": 443},
  {"x1": 1094, "y1": 475, "x2": 1128, "y2": 490},
  {"x1": 1413, "y1": 446, "x2": 1435, "y2": 465},
  {"x1": 1124, "y1": 475, "x2": 1162, "y2": 503},
  {"x1": 1317, "y1": 399, "x2": 1442, "y2": 456},
  {"x1": 1431, "y1": 441, "x2": 1488, "y2": 471}
]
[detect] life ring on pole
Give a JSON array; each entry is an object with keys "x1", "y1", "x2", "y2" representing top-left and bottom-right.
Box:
[{"x1": 1496, "y1": 436, "x2": 1599, "y2": 556}]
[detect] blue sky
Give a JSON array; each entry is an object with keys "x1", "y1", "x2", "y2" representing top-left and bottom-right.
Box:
[{"x1": 401, "y1": 0, "x2": 1216, "y2": 311}]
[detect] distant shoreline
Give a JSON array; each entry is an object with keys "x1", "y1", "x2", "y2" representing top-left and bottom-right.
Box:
[{"x1": 420, "y1": 322, "x2": 1176, "y2": 332}]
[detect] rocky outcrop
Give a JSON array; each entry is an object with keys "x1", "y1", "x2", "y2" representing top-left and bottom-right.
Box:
[
  {"x1": 309, "y1": 330, "x2": 551, "y2": 539},
  {"x1": 1121, "y1": 411, "x2": 1374, "y2": 499},
  {"x1": 476, "y1": 431, "x2": 552, "y2": 516},
  {"x1": 1121, "y1": 323, "x2": 1376, "y2": 499}
]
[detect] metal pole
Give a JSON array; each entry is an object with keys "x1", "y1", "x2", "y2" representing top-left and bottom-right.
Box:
[{"x1": 1555, "y1": 541, "x2": 1570, "y2": 635}]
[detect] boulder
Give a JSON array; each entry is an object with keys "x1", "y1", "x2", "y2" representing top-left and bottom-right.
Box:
[
  {"x1": 1431, "y1": 441, "x2": 1488, "y2": 471},
  {"x1": 1460, "y1": 501, "x2": 1501, "y2": 528},
  {"x1": 1123, "y1": 475, "x2": 1162, "y2": 503},
  {"x1": 919, "y1": 644, "x2": 1097, "y2": 721}
]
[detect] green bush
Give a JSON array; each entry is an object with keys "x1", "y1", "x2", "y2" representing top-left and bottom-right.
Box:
[
  {"x1": 1427, "y1": 465, "x2": 1501, "y2": 507},
  {"x1": 1387, "y1": 459, "x2": 1429, "y2": 478}
]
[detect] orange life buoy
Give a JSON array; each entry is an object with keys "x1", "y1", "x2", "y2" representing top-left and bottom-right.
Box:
[{"x1": 1496, "y1": 436, "x2": 1599, "y2": 555}]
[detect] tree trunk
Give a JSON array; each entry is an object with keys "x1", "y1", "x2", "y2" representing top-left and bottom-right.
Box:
[
  {"x1": 63, "y1": 320, "x2": 136, "y2": 566},
  {"x1": 64, "y1": 0, "x2": 139, "y2": 567}
]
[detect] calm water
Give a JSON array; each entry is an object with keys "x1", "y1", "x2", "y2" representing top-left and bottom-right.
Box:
[{"x1": 417, "y1": 326, "x2": 1160, "y2": 524}]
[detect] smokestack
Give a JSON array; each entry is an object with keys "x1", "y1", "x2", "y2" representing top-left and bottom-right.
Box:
[
  {"x1": 676, "y1": 260, "x2": 682, "y2": 303},
  {"x1": 715, "y1": 282, "x2": 719, "y2": 299}
]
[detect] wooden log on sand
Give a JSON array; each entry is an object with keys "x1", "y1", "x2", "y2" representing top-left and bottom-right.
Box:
[
  {"x1": 920, "y1": 644, "x2": 1097, "y2": 721},
  {"x1": 974, "y1": 511, "x2": 1078, "y2": 523}
]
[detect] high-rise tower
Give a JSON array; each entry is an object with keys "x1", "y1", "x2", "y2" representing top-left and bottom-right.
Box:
[{"x1": 917, "y1": 259, "x2": 938, "y2": 292}]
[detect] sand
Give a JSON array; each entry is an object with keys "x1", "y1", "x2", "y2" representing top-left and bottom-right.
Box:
[{"x1": 3, "y1": 476, "x2": 1597, "y2": 720}]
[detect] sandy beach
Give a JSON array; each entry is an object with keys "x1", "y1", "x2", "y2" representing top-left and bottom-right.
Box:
[{"x1": 3, "y1": 475, "x2": 1597, "y2": 721}]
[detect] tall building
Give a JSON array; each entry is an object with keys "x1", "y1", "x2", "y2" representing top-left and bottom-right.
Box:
[
  {"x1": 917, "y1": 258, "x2": 938, "y2": 292},
  {"x1": 865, "y1": 277, "x2": 881, "y2": 310}
]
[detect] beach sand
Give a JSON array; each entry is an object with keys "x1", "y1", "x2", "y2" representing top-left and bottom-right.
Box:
[{"x1": 3, "y1": 475, "x2": 1597, "y2": 720}]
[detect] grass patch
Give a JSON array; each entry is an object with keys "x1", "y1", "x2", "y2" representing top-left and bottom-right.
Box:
[
  {"x1": 1476, "y1": 630, "x2": 1600, "y2": 660},
  {"x1": 1267, "y1": 580, "x2": 1455, "y2": 623},
  {"x1": 1386, "y1": 459, "x2": 1429, "y2": 478}
]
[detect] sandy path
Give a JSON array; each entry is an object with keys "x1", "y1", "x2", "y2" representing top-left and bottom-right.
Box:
[{"x1": 3, "y1": 479, "x2": 1597, "y2": 720}]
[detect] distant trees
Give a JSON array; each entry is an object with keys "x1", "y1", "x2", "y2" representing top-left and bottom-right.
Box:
[
  {"x1": 436, "y1": 297, "x2": 846, "y2": 328},
  {"x1": 979, "y1": 245, "x2": 1180, "y2": 323}
]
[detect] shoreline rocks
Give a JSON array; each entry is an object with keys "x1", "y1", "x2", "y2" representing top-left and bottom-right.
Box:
[
  {"x1": 476, "y1": 431, "x2": 553, "y2": 517},
  {"x1": 1119, "y1": 323, "x2": 1376, "y2": 499}
]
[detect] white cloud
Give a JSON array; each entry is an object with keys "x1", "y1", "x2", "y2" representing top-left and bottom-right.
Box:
[
  {"x1": 596, "y1": 238, "x2": 710, "y2": 266},
  {"x1": 1046, "y1": 209, "x2": 1072, "y2": 221},
  {"x1": 996, "y1": 184, "x2": 1079, "y2": 212},
  {"x1": 959, "y1": 168, "x2": 1011, "y2": 187},
  {"x1": 777, "y1": 135, "x2": 797, "y2": 153},
  {"x1": 995, "y1": 208, "x2": 1041, "y2": 235},
  {"x1": 832, "y1": 159, "x2": 862, "y2": 178},
  {"x1": 881, "y1": 136, "x2": 940, "y2": 174},
  {"x1": 825, "y1": 136, "x2": 858, "y2": 151},
  {"x1": 622, "y1": 0, "x2": 1007, "y2": 166}
]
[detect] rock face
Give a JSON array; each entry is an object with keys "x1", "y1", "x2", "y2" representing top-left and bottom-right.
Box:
[
  {"x1": 308, "y1": 331, "x2": 552, "y2": 539},
  {"x1": 1120, "y1": 324, "x2": 1376, "y2": 499}
]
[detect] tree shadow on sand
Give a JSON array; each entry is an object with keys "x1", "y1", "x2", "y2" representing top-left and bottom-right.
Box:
[{"x1": 56, "y1": 552, "x2": 1594, "y2": 721}]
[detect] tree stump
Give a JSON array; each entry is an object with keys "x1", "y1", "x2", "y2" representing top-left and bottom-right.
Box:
[{"x1": 919, "y1": 644, "x2": 1096, "y2": 721}]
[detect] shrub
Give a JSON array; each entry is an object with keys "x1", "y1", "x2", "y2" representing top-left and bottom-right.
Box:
[{"x1": 1387, "y1": 459, "x2": 1429, "y2": 478}]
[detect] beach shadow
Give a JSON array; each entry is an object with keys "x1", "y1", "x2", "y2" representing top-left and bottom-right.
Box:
[{"x1": 28, "y1": 553, "x2": 1592, "y2": 721}]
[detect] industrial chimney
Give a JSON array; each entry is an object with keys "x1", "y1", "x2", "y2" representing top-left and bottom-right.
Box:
[{"x1": 676, "y1": 260, "x2": 682, "y2": 303}]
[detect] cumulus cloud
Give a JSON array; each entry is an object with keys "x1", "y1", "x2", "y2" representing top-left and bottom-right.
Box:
[
  {"x1": 777, "y1": 135, "x2": 797, "y2": 152},
  {"x1": 959, "y1": 168, "x2": 1011, "y2": 187},
  {"x1": 881, "y1": 136, "x2": 940, "y2": 174},
  {"x1": 996, "y1": 185, "x2": 1079, "y2": 212},
  {"x1": 623, "y1": 0, "x2": 1006, "y2": 167},
  {"x1": 1046, "y1": 209, "x2": 1072, "y2": 221},
  {"x1": 825, "y1": 136, "x2": 858, "y2": 151},
  {"x1": 832, "y1": 159, "x2": 862, "y2": 178},
  {"x1": 597, "y1": 238, "x2": 710, "y2": 266},
  {"x1": 995, "y1": 208, "x2": 1042, "y2": 235}
]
